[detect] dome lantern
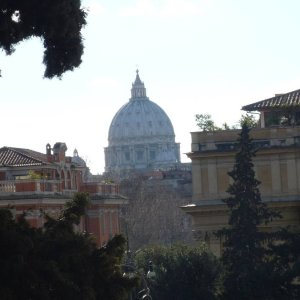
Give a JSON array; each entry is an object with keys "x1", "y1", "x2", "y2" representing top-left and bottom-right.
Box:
[{"x1": 131, "y1": 69, "x2": 147, "y2": 100}]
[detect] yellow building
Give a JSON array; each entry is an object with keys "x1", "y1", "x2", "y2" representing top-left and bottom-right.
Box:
[{"x1": 182, "y1": 89, "x2": 300, "y2": 256}]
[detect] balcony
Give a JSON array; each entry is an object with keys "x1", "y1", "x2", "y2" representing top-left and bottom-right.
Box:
[
  {"x1": 0, "y1": 179, "x2": 120, "y2": 199},
  {"x1": 0, "y1": 180, "x2": 61, "y2": 194}
]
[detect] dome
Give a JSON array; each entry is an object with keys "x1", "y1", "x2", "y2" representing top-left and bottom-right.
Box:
[
  {"x1": 105, "y1": 71, "x2": 180, "y2": 172},
  {"x1": 108, "y1": 71, "x2": 175, "y2": 146},
  {"x1": 72, "y1": 149, "x2": 86, "y2": 167}
]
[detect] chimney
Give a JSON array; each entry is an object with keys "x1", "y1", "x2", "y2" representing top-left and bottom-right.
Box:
[
  {"x1": 53, "y1": 142, "x2": 67, "y2": 162},
  {"x1": 46, "y1": 143, "x2": 53, "y2": 162}
]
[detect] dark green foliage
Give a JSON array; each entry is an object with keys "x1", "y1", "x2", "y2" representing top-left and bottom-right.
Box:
[
  {"x1": 0, "y1": 0, "x2": 86, "y2": 78},
  {"x1": 135, "y1": 244, "x2": 221, "y2": 300},
  {"x1": 0, "y1": 193, "x2": 135, "y2": 299},
  {"x1": 217, "y1": 124, "x2": 298, "y2": 299},
  {"x1": 265, "y1": 229, "x2": 300, "y2": 299}
]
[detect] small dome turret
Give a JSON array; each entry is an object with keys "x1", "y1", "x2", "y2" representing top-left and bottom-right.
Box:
[{"x1": 72, "y1": 149, "x2": 86, "y2": 167}]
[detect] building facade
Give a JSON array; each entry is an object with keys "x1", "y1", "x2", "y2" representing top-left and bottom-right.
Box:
[
  {"x1": 182, "y1": 89, "x2": 300, "y2": 256},
  {"x1": 105, "y1": 71, "x2": 181, "y2": 173},
  {"x1": 0, "y1": 142, "x2": 126, "y2": 246}
]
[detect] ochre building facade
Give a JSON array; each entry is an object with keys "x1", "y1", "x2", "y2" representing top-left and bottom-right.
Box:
[{"x1": 182, "y1": 89, "x2": 300, "y2": 256}]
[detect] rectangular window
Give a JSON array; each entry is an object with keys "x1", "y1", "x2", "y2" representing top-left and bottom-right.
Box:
[
  {"x1": 136, "y1": 150, "x2": 143, "y2": 161},
  {"x1": 125, "y1": 152, "x2": 130, "y2": 161},
  {"x1": 150, "y1": 150, "x2": 156, "y2": 160}
]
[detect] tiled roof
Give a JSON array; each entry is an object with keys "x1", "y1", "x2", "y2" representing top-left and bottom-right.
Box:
[
  {"x1": 0, "y1": 147, "x2": 48, "y2": 167},
  {"x1": 242, "y1": 89, "x2": 300, "y2": 111}
]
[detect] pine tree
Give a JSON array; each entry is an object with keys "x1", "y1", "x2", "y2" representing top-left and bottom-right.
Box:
[{"x1": 217, "y1": 124, "x2": 283, "y2": 300}]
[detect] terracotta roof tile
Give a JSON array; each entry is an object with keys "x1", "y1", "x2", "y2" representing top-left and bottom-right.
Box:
[
  {"x1": 0, "y1": 147, "x2": 48, "y2": 167},
  {"x1": 242, "y1": 89, "x2": 300, "y2": 111}
]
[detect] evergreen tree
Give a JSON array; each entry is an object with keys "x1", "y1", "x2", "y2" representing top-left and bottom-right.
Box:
[
  {"x1": 217, "y1": 124, "x2": 287, "y2": 300},
  {"x1": 135, "y1": 244, "x2": 221, "y2": 300},
  {"x1": 0, "y1": 193, "x2": 136, "y2": 299},
  {"x1": 0, "y1": 0, "x2": 86, "y2": 78},
  {"x1": 265, "y1": 228, "x2": 300, "y2": 299}
]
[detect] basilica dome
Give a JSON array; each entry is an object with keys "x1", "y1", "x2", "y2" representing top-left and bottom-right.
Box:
[
  {"x1": 105, "y1": 71, "x2": 180, "y2": 172},
  {"x1": 108, "y1": 72, "x2": 175, "y2": 146}
]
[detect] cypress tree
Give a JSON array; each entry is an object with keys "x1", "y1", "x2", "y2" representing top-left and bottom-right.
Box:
[{"x1": 218, "y1": 124, "x2": 281, "y2": 300}]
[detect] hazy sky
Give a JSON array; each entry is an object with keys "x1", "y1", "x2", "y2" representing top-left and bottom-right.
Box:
[{"x1": 1, "y1": 0, "x2": 300, "y2": 173}]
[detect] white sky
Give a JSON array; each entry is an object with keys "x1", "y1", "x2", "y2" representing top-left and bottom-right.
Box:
[{"x1": 1, "y1": 0, "x2": 300, "y2": 174}]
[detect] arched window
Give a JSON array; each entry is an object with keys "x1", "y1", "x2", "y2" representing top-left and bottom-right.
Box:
[
  {"x1": 67, "y1": 171, "x2": 71, "y2": 189},
  {"x1": 61, "y1": 170, "x2": 65, "y2": 190}
]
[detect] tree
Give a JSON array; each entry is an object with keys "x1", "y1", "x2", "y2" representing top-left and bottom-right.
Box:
[
  {"x1": 0, "y1": 193, "x2": 136, "y2": 299},
  {"x1": 0, "y1": 0, "x2": 86, "y2": 78},
  {"x1": 265, "y1": 228, "x2": 300, "y2": 299},
  {"x1": 239, "y1": 113, "x2": 257, "y2": 128},
  {"x1": 217, "y1": 124, "x2": 298, "y2": 299},
  {"x1": 135, "y1": 244, "x2": 221, "y2": 300},
  {"x1": 195, "y1": 113, "x2": 258, "y2": 131},
  {"x1": 119, "y1": 174, "x2": 192, "y2": 250},
  {"x1": 195, "y1": 114, "x2": 220, "y2": 131}
]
